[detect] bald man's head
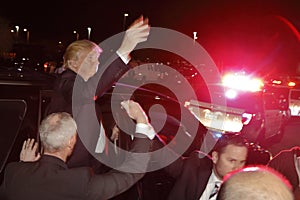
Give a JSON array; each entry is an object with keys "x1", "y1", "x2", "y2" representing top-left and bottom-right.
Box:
[{"x1": 217, "y1": 166, "x2": 294, "y2": 200}]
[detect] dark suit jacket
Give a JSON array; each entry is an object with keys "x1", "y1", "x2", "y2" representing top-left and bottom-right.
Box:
[
  {"x1": 45, "y1": 55, "x2": 130, "y2": 169},
  {"x1": 0, "y1": 137, "x2": 151, "y2": 200},
  {"x1": 268, "y1": 147, "x2": 300, "y2": 192},
  {"x1": 164, "y1": 151, "x2": 213, "y2": 200},
  {"x1": 46, "y1": 55, "x2": 129, "y2": 116}
]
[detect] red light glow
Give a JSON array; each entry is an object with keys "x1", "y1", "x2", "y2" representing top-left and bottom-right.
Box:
[
  {"x1": 288, "y1": 81, "x2": 296, "y2": 87},
  {"x1": 222, "y1": 73, "x2": 264, "y2": 92}
]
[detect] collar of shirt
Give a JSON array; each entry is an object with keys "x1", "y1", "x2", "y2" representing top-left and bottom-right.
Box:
[
  {"x1": 210, "y1": 170, "x2": 222, "y2": 186},
  {"x1": 200, "y1": 170, "x2": 222, "y2": 200}
]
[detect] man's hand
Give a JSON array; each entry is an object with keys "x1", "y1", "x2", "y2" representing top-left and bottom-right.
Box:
[
  {"x1": 121, "y1": 100, "x2": 149, "y2": 124},
  {"x1": 110, "y1": 124, "x2": 120, "y2": 141},
  {"x1": 20, "y1": 138, "x2": 41, "y2": 162},
  {"x1": 117, "y1": 16, "x2": 150, "y2": 59},
  {"x1": 121, "y1": 100, "x2": 156, "y2": 140}
]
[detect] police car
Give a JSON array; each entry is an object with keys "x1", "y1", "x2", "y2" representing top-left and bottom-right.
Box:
[{"x1": 185, "y1": 72, "x2": 290, "y2": 145}]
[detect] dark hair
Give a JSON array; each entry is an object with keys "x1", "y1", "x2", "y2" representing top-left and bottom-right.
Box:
[{"x1": 212, "y1": 132, "x2": 248, "y2": 154}]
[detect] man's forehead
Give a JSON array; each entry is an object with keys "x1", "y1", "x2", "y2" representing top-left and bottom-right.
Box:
[{"x1": 221, "y1": 144, "x2": 248, "y2": 155}]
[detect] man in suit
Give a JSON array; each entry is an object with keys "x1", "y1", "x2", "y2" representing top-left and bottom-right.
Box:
[
  {"x1": 45, "y1": 16, "x2": 150, "y2": 170},
  {"x1": 0, "y1": 100, "x2": 156, "y2": 200},
  {"x1": 217, "y1": 165, "x2": 294, "y2": 200},
  {"x1": 268, "y1": 146, "x2": 300, "y2": 200},
  {"x1": 165, "y1": 133, "x2": 249, "y2": 200}
]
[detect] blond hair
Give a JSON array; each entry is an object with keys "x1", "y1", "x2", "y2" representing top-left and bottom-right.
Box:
[{"x1": 63, "y1": 39, "x2": 100, "y2": 70}]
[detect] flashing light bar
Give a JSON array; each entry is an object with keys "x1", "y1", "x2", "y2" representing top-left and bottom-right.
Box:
[
  {"x1": 288, "y1": 81, "x2": 296, "y2": 87},
  {"x1": 225, "y1": 89, "x2": 238, "y2": 99},
  {"x1": 222, "y1": 73, "x2": 264, "y2": 92},
  {"x1": 272, "y1": 80, "x2": 282, "y2": 85}
]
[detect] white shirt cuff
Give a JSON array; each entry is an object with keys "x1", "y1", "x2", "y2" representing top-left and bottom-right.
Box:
[
  {"x1": 135, "y1": 123, "x2": 156, "y2": 140},
  {"x1": 116, "y1": 50, "x2": 131, "y2": 64}
]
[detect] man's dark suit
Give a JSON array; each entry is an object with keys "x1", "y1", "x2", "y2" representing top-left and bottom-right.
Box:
[
  {"x1": 45, "y1": 55, "x2": 130, "y2": 169},
  {"x1": 0, "y1": 137, "x2": 151, "y2": 200},
  {"x1": 268, "y1": 146, "x2": 300, "y2": 198},
  {"x1": 165, "y1": 151, "x2": 214, "y2": 200},
  {"x1": 46, "y1": 55, "x2": 129, "y2": 116}
]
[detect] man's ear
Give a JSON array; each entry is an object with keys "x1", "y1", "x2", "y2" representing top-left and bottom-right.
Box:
[
  {"x1": 67, "y1": 60, "x2": 78, "y2": 72},
  {"x1": 212, "y1": 151, "x2": 219, "y2": 164},
  {"x1": 69, "y1": 134, "x2": 77, "y2": 149}
]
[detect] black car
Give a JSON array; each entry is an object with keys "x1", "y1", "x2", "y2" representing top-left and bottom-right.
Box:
[{"x1": 0, "y1": 63, "x2": 55, "y2": 178}]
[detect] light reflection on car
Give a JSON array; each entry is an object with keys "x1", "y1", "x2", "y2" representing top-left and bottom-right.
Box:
[{"x1": 289, "y1": 88, "x2": 300, "y2": 116}]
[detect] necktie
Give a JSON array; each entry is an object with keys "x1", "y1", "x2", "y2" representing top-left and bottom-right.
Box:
[{"x1": 209, "y1": 182, "x2": 220, "y2": 199}]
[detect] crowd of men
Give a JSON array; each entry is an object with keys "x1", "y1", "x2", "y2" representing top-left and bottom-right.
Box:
[{"x1": 0, "y1": 15, "x2": 299, "y2": 200}]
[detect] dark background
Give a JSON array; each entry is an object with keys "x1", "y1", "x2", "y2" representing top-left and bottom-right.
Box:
[{"x1": 1, "y1": 0, "x2": 300, "y2": 75}]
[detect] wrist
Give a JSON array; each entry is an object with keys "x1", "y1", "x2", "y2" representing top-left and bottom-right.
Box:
[
  {"x1": 116, "y1": 50, "x2": 131, "y2": 64},
  {"x1": 135, "y1": 111, "x2": 148, "y2": 124},
  {"x1": 136, "y1": 118, "x2": 148, "y2": 124},
  {"x1": 135, "y1": 123, "x2": 156, "y2": 140}
]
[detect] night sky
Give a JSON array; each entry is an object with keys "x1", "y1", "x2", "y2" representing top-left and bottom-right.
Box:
[{"x1": 1, "y1": 0, "x2": 300, "y2": 74}]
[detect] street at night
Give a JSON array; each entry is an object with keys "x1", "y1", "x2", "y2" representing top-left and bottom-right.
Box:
[{"x1": 0, "y1": 0, "x2": 300, "y2": 199}]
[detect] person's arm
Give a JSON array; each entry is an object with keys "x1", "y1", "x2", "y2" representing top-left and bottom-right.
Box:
[
  {"x1": 150, "y1": 131, "x2": 186, "y2": 179},
  {"x1": 86, "y1": 100, "x2": 155, "y2": 200},
  {"x1": 86, "y1": 16, "x2": 150, "y2": 98},
  {"x1": 116, "y1": 16, "x2": 150, "y2": 64}
]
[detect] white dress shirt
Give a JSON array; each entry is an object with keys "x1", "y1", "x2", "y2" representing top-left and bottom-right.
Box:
[
  {"x1": 95, "y1": 122, "x2": 156, "y2": 153},
  {"x1": 200, "y1": 170, "x2": 222, "y2": 200}
]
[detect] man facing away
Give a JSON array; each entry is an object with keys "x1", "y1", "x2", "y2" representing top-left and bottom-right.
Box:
[
  {"x1": 268, "y1": 146, "x2": 300, "y2": 200},
  {"x1": 217, "y1": 165, "x2": 294, "y2": 200},
  {"x1": 0, "y1": 100, "x2": 156, "y2": 200}
]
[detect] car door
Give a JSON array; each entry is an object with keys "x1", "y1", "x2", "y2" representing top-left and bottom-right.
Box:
[{"x1": 263, "y1": 92, "x2": 284, "y2": 139}]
